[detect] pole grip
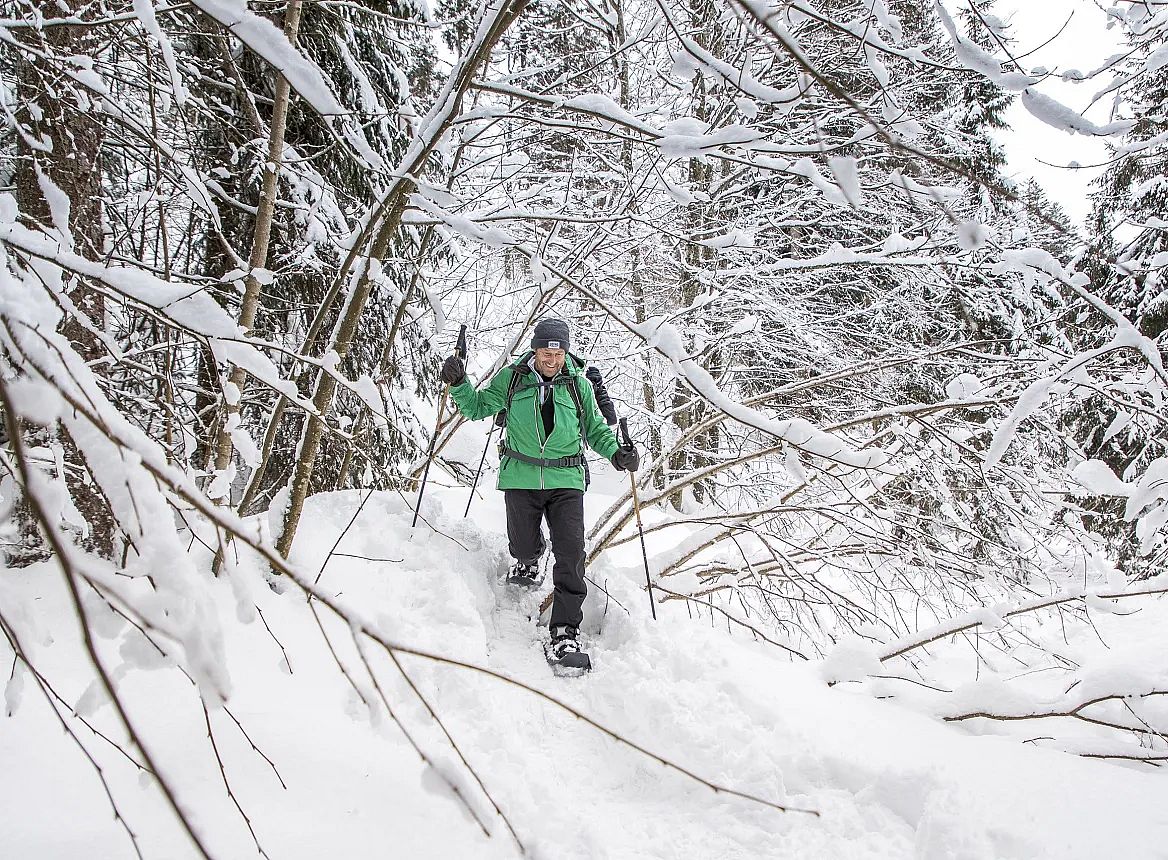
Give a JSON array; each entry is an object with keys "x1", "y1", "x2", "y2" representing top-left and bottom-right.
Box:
[
  {"x1": 618, "y1": 416, "x2": 631, "y2": 448},
  {"x1": 455, "y1": 324, "x2": 468, "y2": 360}
]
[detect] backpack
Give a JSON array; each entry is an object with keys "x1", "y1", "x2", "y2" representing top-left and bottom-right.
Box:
[
  {"x1": 495, "y1": 352, "x2": 594, "y2": 478},
  {"x1": 494, "y1": 351, "x2": 592, "y2": 430}
]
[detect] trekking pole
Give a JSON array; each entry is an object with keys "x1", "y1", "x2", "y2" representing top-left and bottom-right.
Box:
[
  {"x1": 412, "y1": 324, "x2": 466, "y2": 529},
  {"x1": 464, "y1": 421, "x2": 494, "y2": 517},
  {"x1": 620, "y1": 417, "x2": 656, "y2": 620}
]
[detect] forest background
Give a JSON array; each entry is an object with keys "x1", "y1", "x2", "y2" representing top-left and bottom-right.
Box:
[{"x1": 3, "y1": 0, "x2": 1168, "y2": 856}]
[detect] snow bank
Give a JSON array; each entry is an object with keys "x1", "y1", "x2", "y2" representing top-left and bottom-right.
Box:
[{"x1": 5, "y1": 486, "x2": 1168, "y2": 858}]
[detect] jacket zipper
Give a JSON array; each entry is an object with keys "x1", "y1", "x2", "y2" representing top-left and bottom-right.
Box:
[{"x1": 536, "y1": 386, "x2": 547, "y2": 490}]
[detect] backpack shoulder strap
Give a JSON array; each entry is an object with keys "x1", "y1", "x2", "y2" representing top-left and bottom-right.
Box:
[
  {"x1": 498, "y1": 355, "x2": 588, "y2": 448},
  {"x1": 504, "y1": 352, "x2": 534, "y2": 408},
  {"x1": 495, "y1": 353, "x2": 533, "y2": 426},
  {"x1": 565, "y1": 369, "x2": 592, "y2": 485},
  {"x1": 565, "y1": 372, "x2": 587, "y2": 449}
]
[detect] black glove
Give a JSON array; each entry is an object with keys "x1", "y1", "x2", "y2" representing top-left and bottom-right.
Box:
[
  {"x1": 611, "y1": 445, "x2": 639, "y2": 472},
  {"x1": 440, "y1": 355, "x2": 466, "y2": 386},
  {"x1": 585, "y1": 366, "x2": 618, "y2": 425}
]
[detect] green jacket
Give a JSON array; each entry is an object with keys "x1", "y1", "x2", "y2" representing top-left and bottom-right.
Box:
[{"x1": 450, "y1": 353, "x2": 620, "y2": 491}]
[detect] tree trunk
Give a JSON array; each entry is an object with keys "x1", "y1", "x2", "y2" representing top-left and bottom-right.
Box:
[
  {"x1": 665, "y1": 0, "x2": 724, "y2": 509},
  {"x1": 210, "y1": 0, "x2": 305, "y2": 498},
  {"x1": 13, "y1": 0, "x2": 116, "y2": 559},
  {"x1": 276, "y1": 0, "x2": 532, "y2": 558},
  {"x1": 610, "y1": 0, "x2": 663, "y2": 482}
]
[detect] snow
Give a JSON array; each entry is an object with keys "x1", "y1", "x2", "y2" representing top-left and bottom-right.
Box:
[
  {"x1": 979, "y1": 320, "x2": 1153, "y2": 471},
  {"x1": 34, "y1": 166, "x2": 73, "y2": 250},
  {"x1": 409, "y1": 193, "x2": 519, "y2": 249},
  {"x1": 934, "y1": 1, "x2": 1036, "y2": 92},
  {"x1": 945, "y1": 373, "x2": 984, "y2": 400},
  {"x1": 1020, "y1": 89, "x2": 1137, "y2": 137},
  {"x1": 654, "y1": 123, "x2": 762, "y2": 159},
  {"x1": 222, "y1": 381, "x2": 242, "y2": 407},
  {"x1": 4, "y1": 660, "x2": 25, "y2": 716},
  {"x1": 888, "y1": 168, "x2": 962, "y2": 204},
  {"x1": 983, "y1": 373, "x2": 1060, "y2": 468},
  {"x1": 790, "y1": 156, "x2": 848, "y2": 207},
  {"x1": 227, "y1": 414, "x2": 262, "y2": 468},
  {"x1": 188, "y1": 0, "x2": 344, "y2": 117},
  {"x1": 562, "y1": 94, "x2": 656, "y2": 135},
  {"x1": 865, "y1": 44, "x2": 889, "y2": 89},
  {"x1": 634, "y1": 317, "x2": 886, "y2": 468},
  {"x1": 697, "y1": 228, "x2": 755, "y2": 251},
  {"x1": 5, "y1": 376, "x2": 63, "y2": 427},
  {"x1": 957, "y1": 221, "x2": 990, "y2": 251},
  {"x1": 7, "y1": 0, "x2": 1168, "y2": 853},
  {"x1": 132, "y1": 0, "x2": 188, "y2": 105},
  {"x1": 1072, "y1": 460, "x2": 1127, "y2": 495},
  {"x1": 6, "y1": 487, "x2": 1168, "y2": 858},
  {"x1": 819, "y1": 638, "x2": 882, "y2": 684},
  {"x1": 849, "y1": 2, "x2": 896, "y2": 41},
  {"x1": 827, "y1": 156, "x2": 863, "y2": 209},
  {"x1": 672, "y1": 37, "x2": 803, "y2": 106},
  {"x1": 1146, "y1": 43, "x2": 1168, "y2": 73}
]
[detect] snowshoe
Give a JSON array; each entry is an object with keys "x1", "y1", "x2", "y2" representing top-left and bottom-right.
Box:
[
  {"x1": 545, "y1": 625, "x2": 591, "y2": 676},
  {"x1": 506, "y1": 559, "x2": 545, "y2": 591}
]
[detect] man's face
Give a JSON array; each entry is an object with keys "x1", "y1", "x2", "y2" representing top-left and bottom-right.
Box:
[{"x1": 534, "y1": 347, "x2": 566, "y2": 378}]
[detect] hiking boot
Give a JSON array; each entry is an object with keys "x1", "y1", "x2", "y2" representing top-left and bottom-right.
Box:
[
  {"x1": 548, "y1": 625, "x2": 581, "y2": 657},
  {"x1": 545, "y1": 625, "x2": 591, "y2": 674},
  {"x1": 507, "y1": 559, "x2": 544, "y2": 589}
]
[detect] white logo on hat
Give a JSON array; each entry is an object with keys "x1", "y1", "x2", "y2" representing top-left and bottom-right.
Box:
[{"x1": 548, "y1": 340, "x2": 561, "y2": 348}]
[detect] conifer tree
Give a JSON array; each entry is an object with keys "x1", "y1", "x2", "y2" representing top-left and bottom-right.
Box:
[
  {"x1": 9, "y1": 0, "x2": 117, "y2": 559},
  {"x1": 1074, "y1": 7, "x2": 1168, "y2": 576}
]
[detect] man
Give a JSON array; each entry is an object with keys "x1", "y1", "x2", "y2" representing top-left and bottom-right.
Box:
[{"x1": 440, "y1": 318, "x2": 639, "y2": 673}]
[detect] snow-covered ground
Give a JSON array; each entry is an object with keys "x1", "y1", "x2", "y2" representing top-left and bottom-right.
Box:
[{"x1": 5, "y1": 480, "x2": 1168, "y2": 859}]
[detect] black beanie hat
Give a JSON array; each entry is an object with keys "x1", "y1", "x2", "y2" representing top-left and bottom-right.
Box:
[{"x1": 531, "y1": 318, "x2": 570, "y2": 351}]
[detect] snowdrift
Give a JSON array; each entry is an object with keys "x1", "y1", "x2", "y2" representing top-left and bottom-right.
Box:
[{"x1": 4, "y1": 486, "x2": 1168, "y2": 859}]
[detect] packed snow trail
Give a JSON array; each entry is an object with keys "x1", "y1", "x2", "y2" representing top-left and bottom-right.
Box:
[{"x1": 4, "y1": 485, "x2": 1168, "y2": 859}]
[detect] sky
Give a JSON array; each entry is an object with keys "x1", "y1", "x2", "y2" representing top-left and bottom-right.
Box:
[{"x1": 992, "y1": 0, "x2": 1126, "y2": 226}]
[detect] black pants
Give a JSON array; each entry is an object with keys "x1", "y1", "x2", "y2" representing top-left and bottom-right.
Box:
[{"x1": 505, "y1": 488, "x2": 586, "y2": 630}]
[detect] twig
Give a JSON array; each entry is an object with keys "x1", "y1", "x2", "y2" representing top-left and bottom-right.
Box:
[
  {"x1": 0, "y1": 379, "x2": 215, "y2": 860},
  {"x1": 202, "y1": 703, "x2": 272, "y2": 859},
  {"x1": 315, "y1": 488, "x2": 375, "y2": 584},
  {"x1": 367, "y1": 635, "x2": 528, "y2": 850},
  {"x1": 0, "y1": 611, "x2": 145, "y2": 860},
  {"x1": 348, "y1": 634, "x2": 496, "y2": 840},
  {"x1": 387, "y1": 641, "x2": 820, "y2": 818},
  {"x1": 651, "y1": 584, "x2": 808, "y2": 660},
  {"x1": 7, "y1": 364, "x2": 820, "y2": 824},
  {"x1": 255, "y1": 604, "x2": 293, "y2": 675}
]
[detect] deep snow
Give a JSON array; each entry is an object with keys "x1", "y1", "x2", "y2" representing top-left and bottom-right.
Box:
[{"x1": 4, "y1": 476, "x2": 1168, "y2": 859}]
